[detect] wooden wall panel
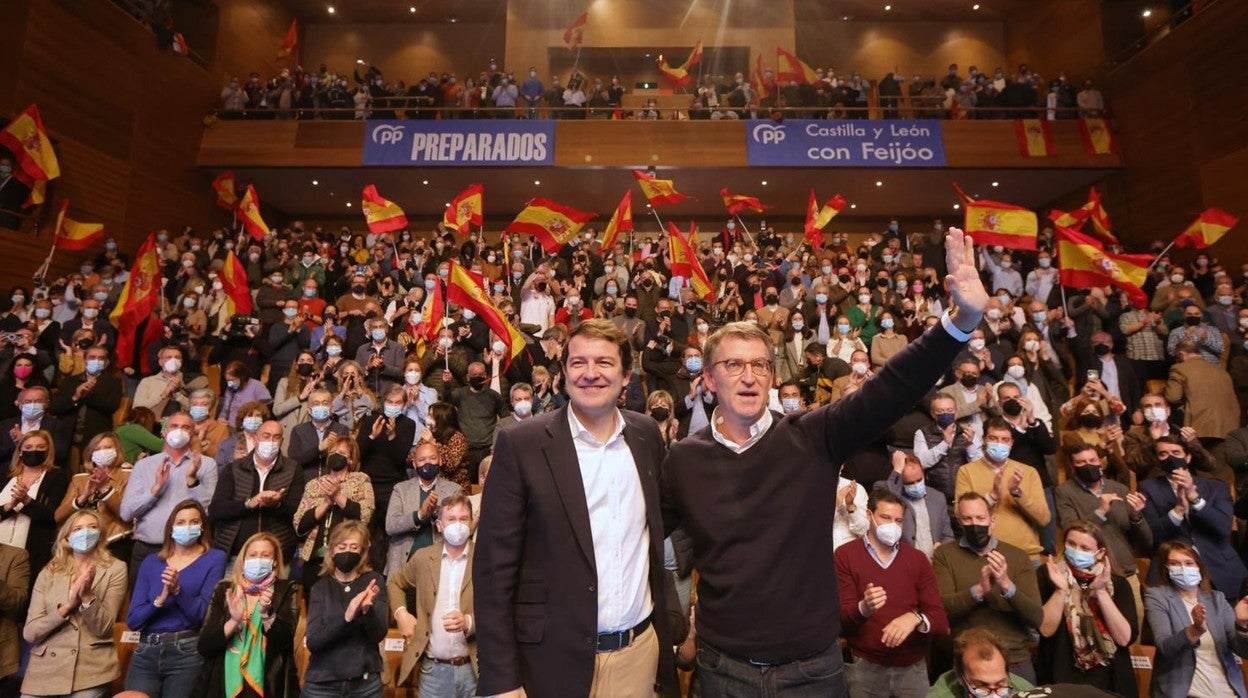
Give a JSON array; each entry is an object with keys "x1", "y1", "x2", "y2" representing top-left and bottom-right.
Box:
[{"x1": 554, "y1": 121, "x2": 748, "y2": 168}]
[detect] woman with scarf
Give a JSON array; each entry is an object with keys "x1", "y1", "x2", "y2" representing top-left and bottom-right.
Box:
[
  {"x1": 1036, "y1": 519, "x2": 1137, "y2": 694},
  {"x1": 194, "y1": 532, "x2": 299, "y2": 697}
]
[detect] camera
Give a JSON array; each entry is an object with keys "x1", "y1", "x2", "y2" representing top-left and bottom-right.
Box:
[{"x1": 227, "y1": 315, "x2": 260, "y2": 339}]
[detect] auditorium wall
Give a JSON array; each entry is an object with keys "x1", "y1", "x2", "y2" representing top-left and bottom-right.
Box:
[
  {"x1": 1003, "y1": 0, "x2": 1105, "y2": 81},
  {"x1": 794, "y1": 21, "x2": 1007, "y2": 81},
  {"x1": 302, "y1": 22, "x2": 509, "y2": 85}
]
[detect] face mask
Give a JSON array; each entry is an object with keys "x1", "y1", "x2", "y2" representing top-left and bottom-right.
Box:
[
  {"x1": 416, "y1": 463, "x2": 440, "y2": 481},
  {"x1": 332, "y1": 551, "x2": 361, "y2": 573},
  {"x1": 851, "y1": 362, "x2": 868, "y2": 376},
  {"x1": 68, "y1": 527, "x2": 101, "y2": 554},
  {"x1": 256, "y1": 440, "x2": 281, "y2": 460},
  {"x1": 439, "y1": 337, "x2": 454, "y2": 349},
  {"x1": 383, "y1": 404, "x2": 403, "y2": 419},
  {"x1": 243, "y1": 557, "x2": 274, "y2": 582},
  {"x1": 999, "y1": 398, "x2": 1023, "y2": 417},
  {"x1": 650, "y1": 406, "x2": 671, "y2": 422},
  {"x1": 13, "y1": 364, "x2": 32, "y2": 380},
  {"x1": 969, "y1": 338, "x2": 986, "y2": 351},
  {"x1": 243, "y1": 416, "x2": 263, "y2": 432},
  {"x1": 1184, "y1": 315, "x2": 1201, "y2": 327},
  {"x1": 1074, "y1": 464, "x2": 1103, "y2": 484},
  {"x1": 1240, "y1": 317, "x2": 1248, "y2": 329},
  {"x1": 858, "y1": 294, "x2": 872, "y2": 305},
  {"x1": 1168, "y1": 565, "x2": 1202, "y2": 590},
  {"x1": 183, "y1": 405, "x2": 210, "y2": 425},
  {"x1": 404, "y1": 370, "x2": 421, "y2": 386},
  {"x1": 874, "y1": 521, "x2": 902, "y2": 547},
  {"x1": 1078, "y1": 413, "x2": 1103, "y2": 429},
  {"x1": 20, "y1": 403, "x2": 45, "y2": 421},
  {"x1": 441, "y1": 521, "x2": 471, "y2": 547},
  {"x1": 882, "y1": 255, "x2": 894, "y2": 265},
  {"x1": 490, "y1": 339, "x2": 506, "y2": 354},
  {"x1": 684, "y1": 356, "x2": 703, "y2": 373},
  {"x1": 791, "y1": 320, "x2": 804, "y2": 331},
  {"x1": 879, "y1": 318, "x2": 895, "y2": 330},
  {"x1": 493, "y1": 284, "x2": 505, "y2": 294},
  {"x1": 438, "y1": 269, "x2": 449, "y2": 279},
  {"x1": 1143, "y1": 406, "x2": 1167, "y2": 423},
  {"x1": 904, "y1": 481, "x2": 926, "y2": 499},
  {"x1": 21, "y1": 450, "x2": 46, "y2": 466},
  {"x1": 326, "y1": 453, "x2": 349, "y2": 472},
  {"x1": 1162, "y1": 455, "x2": 1188, "y2": 473},
  {"x1": 371, "y1": 328, "x2": 388, "y2": 342},
  {"x1": 85, "y1": 358, "x2": 106, "y2": 376},
  {"x1": 959, "y1": 374, "x2": 979, "y2": 389},
  {"x1": 935, "y1": 412, "x2": 957, "y2": 428},
  {"x1": 326, "y1": 344, "x2": 342, "y2": 357},
  {"x1": 1023, "y1": 340, "x2": 1040, "y2": 353},
  {"x1": 1170, "y1": 274, "x2": 1184, "y2": 285},
  {"x1": 1038, "y1": 258, "x2": 1052, "y2": 268},
  {"x1": 513, "y1": 399, "x2": 533, "y2": 417},
  {"x1": 985, "y1": 442, "x2": 1011, "y2": 462},
  {"x1": 963, "y1": 523, "x2": 992, "y2": 549},
  {"x1": 780, "y1": 397, "x2": 801, "y2": 413},
  {"x1": 1031, "y1": 311, "x2": 1048, "y2": 325},
  {"x1": 963, "y1": 678, "x2": 1012, "y2": 698},
  {"x1": 624, "y1": 307, "x2": 637, "y2": 318},
  {"x1": 310, "y1": 405, "x2": 331, "y2": 421},
  {"x1": 171, "y1": 524, "x2": 202, "y2": 545},
  {"x1": 33, "y1": 307, "x2": 50, "y2": 319},
  {"x1": 163, "y1": 358, "x2": 182, "y2": 374},
  {"x1": 837, "y1": 324, "x2": 851, "y2": 335},
  {"x1": 283, "y1": 307, "x2": 299, "y2": 318},
  {"x1": 352, "y1": 284, "x2": 367, "y2": 295},
  {"x1": 1092, "y1": 343, "x2": 1111, "y2": 356},
  {"x1": 296, "y1": 363, "x2": 315, "y2": 378}
]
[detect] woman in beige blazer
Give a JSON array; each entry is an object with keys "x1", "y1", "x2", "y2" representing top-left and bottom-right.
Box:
[{"x1": 21, "y1": 508, "x2": 127, "y2": 698}]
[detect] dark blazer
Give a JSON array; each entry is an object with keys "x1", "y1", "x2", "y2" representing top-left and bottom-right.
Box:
[
  {"x1": 194, "y1": 578, "x2": 300, "y2": 698},
  {"x1": 0, "y1": 467, "x2": 69, "y2": 589},
  {"x1": 877, "y1": 471, "x2": 955, "y2": 549},
  {"x1": 48, "y1": 370, "x2": 123, "y2": 449},
  {"x1": 0, "y1": 415, "x2": 75, "y2": 467},
  {"x1": 1076, "y1": 352, "x2": 1143, "y2": 421},
  {"x1": 287, "y1": 420, "x2": 350, "y2": 478},
  {"x1": 474, "y1": 406, "x2": 679, "y2": 697},
  {"x1": 1139, "y1": 474, "x2": 1248, "y2": 596},
  {"x1": 208, "y1": 454, "x2": 305, "y2": 560},
  {"x1": 1146, "y1": 584, "x2": 1248, "y2": 698}
]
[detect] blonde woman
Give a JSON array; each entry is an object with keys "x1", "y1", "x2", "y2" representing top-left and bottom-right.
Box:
[
  {"x1": 194, "y1": 532, "x2": 300, "y2": 697},
  {"x1": 55, "y1": 432, "x2": 132, "y2": 561},
  {"x1": 647, "y1": 390, "x2": 680, "y2": 445},
  {"x1": 293, "y1": 433, "x2": 375, "y2": 603},
  {"x1": 273, "y1": 351, "x2": 320, "y2": 445},
  {"x1": 1, "y1": 430, "x2": 70, "y2": 589},
  {"x1": 331, "y1": 360, "x2": 376, "y2": 430},
  {"x1": 21, "y1": 509, "x2": 127, "y2": 698}
]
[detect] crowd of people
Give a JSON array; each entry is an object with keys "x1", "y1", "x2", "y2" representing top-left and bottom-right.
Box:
[
  {"x1": 0, "y1": 208, "x2": 1246, "y2": 698},
  {"x1": 218, "y1": 59, "x2": 1105, "y2": 122}
]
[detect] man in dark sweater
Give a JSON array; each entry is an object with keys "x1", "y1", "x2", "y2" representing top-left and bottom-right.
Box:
[
  {"x1": 442, "y1": 361, "x2": 508, "y2": 482},
  {"x1": 661, "y1": 230, "x2": 987, "y2": 695},
  {"x1": 836, "y1": 490, "x2": 949, "y2": 695}
]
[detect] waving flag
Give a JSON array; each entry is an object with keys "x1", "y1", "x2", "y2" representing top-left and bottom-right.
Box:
[
  {"x1": 600, "y1": 190, "x2": 633, "y2": 251},
  {"x1": 506, "y1": 197, "x2": 597, "y2": 254},
  {"x1": 1056, "y1": 226, "x2": 1151, "y2": 308},
  {"x1": 1048, "y1": 187, "x2": 1115, "y2": 244},
  {"x1": 361, "y1": 184, "x2": 408, "y2": 233},
  {"x1": 0, "y1": 104, "x2": 60, "y2": 185},
  {"x1": 752, "y1": 53, "x2": 772, "y2": 100},
  {"x1": 238, "y1": 185, "x2": 270, "y2": 240},
  {"x1": 815, "y1": 194, "x2": 848, "y2": 230},
  {"x1": 632, "y1": 170, "x2": 689, "y2": 208},
  {"x1": 447, "y1": 261, "x2": 526, "y2": 366},
  {"x1": 954, "y1": 182, "x2": 1037, "y2": 250},
  {"x1": 110, "y1": 234, "x2": 164, "y2": 367},
  {"x1": 667, "y1": 223, "x2": 715, "y2": 302},
  {"x1": 443, "y1": 183, "x2": 483, "y2": 234},
  {"x1": 419, "y1": 275, "x2": 445, "y2": 341},
  {"x1": 277, "y1": 18, "x2": 297, "y2": 59},
  {"x1": 803, "y1": 191, "x2": 846, "y2": 247},
  {"x1": 657, "y1": 41, "x2": 703, "y2": 88},
  {"x1": 212, "y1": 171, "x2": 238, "y2": 211},
  {"x1": 776, "y1": 47, "x2": 818, "y2": 85},
  {"x1": 720, "y1": 188, "x2": 769, "y2": 216},
  {"x1": 564, "y1": 12, "x2": 588, "y2": 50},
  {"x1": 52, "y1": 200, "x2": 104, "y2": 251},
  {"x1": 1173, "y1": 208, "x2": 1239, "y2": 249}
]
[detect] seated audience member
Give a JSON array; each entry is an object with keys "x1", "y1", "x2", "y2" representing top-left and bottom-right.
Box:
[
  {"x1": 1059, "y1": 394, "x2": 1129, "y2": 485},
  {"x1": 293, "y1": 433, "x2": 374, "y2": 603},
  {"x1": 0, "y1": 386, "x2": 74, "y2": 467},
  {"x1": 302, "y1": 520, "x2": 388, "y2": 698},
  {"x1": 387, "y1": 493, "x2": 479, "y2": 695},
  {"x1": 1139, "y1": 435, "x2": 1247, "y2": 596},
  {"x1": 125, "y1": 500, "x2": 228, "y2": 697},
  {"x1": 0, "y1": 540, "x2": 29, "y2": 694},
  {"x1": 218, "y1": 361, "x2": 272, "y2": 426},
  {"x1": 194, "y1": 531, "x2": 300, "y2": 697},
  {"x1": 954, "y1": 418, "x2": 1051, "y2": 562},
  {"x1": 1, "y1": 430, "x2": 71, "y2": 590},
  {"x1": 877, "y1": 451, "x2": 955, "y2": 558},
  {"x1": 215, "y1": 400, "x2": 273, "y2": 465},
  {"x1": 384, "y1": 441, "x2": 462, "y2": 575},
  {"x1": 187, "y1": 388, "x2": 230, "y2": 461},
  {"x1": 933, "y1": 493, "x2": 1043, "y2": 683},
  {"x1": 1145, "y1": 540, "x2": 1248, "y2": 698},
  {"x1": 115, "y1": 405, "x2": 166, "y2": 465},
  {"x1": 837, "y1": 490, "x2": 949, "y2": 696},
  {"x1": 20, "y1": 509, "x2": 128, "y2": 698},
  {"x1": 1036, "y1": 520, "x2": 1137, "y2": 693},
  {"x1": 926, "y1": 627, "x2": 1034, "y2": 698}
]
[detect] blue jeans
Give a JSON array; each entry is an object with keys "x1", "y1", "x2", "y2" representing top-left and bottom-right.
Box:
[
  {"x1": 124, "y1": 636, "x2": 203, "y2": 698},
  {"x1": 845, "y1": 658, "x2": 928, "y2": 698},
  {"x1": 301, "y1": 675, "x2": 383, "y2": 698},
  {"x1": 418, "y1": 657, "x2": 477, "y2": 698},
  {"x1": 696, "y1": 639, "x2": 848, "y2": 697}
]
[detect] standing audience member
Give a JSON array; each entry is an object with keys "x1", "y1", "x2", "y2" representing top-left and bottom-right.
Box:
[
  {"x1": 54, "y1": 432, "x2": 132, "y2": 561},
  {"x1": 293, "y1": 434, "x2": 375, "y2": 603},
  {"x1": 209, "y1": 420, "x2": 304, "y2": 568},
  {"x1": 877, "y1": 451, "x2": 955, "y2": 558},
  {"x1": 0, "y1": 541, "x2": 29, "y2": 697},
  {"x1": 0, "y1": 430, "x2": 70, "y2": 590},
  {"x1": 384, "y1": 441, "x2": 462, "y2": 575}
]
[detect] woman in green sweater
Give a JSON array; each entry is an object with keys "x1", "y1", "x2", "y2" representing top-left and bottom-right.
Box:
[{"x1": 114, "y1": 405, "x2": 165, "y2": 464}]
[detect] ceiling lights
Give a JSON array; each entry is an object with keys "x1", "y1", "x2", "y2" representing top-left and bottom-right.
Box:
[{"x1": 327, "y1": 5, "x2": 335, "y2": 15}]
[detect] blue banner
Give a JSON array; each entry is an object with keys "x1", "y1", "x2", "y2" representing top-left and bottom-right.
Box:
[
  {"x1": 745, "y1": 119, "x2": 946, "y2": 167},
  {"x1": 361, "y1": 120, "x2": 555, "y2": 166}
]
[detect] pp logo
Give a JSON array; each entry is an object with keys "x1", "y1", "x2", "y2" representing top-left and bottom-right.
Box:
[
  {"x1": 371, "y1": 124, "x2": 406, "y2": 145},
  {"x1": 752, "y1": 123, "x2": 787, "y2": 145}
]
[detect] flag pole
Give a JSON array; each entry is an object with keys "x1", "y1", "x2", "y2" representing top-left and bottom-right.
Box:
[
  {"x1": 1148, "y1": 240, "x2": 1177, "y2": 270},
  {"x1": 733, "y1": 215, "x2": 757, "y2": 247},
  {"x1": 650, "y1": 207, "x2": 666, "y2": 233}
]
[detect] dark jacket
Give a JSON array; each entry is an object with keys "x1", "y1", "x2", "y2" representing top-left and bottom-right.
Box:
[
  {"x1": 0, "y1": 467, "x2": 69, "y2": 589},
  {"x1": 194, "y1": 579, "x2": 300, "y2": 698},
  {"x1": 48, "y1": 370, "x2": 123, "y2": 449},
  {"x1": 208, "y1": 455, "x2": 305, "y2": 560}
]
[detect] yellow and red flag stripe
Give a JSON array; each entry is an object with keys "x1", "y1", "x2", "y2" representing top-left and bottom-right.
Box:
[
  {"x1": 361, "y1": 184, "x2": 408, "y2": 233},
  {"x1": 564, "y1": 12, "x2": 588, "y2": 50},
  {"x1": 954, "y1": 182, "x2": 1038, "y2": 250},
  {"x1": 52, "y1": 200, "x2": 104, "y2": 251},
  {"x1": 0, "y1": 104, "x2": 60, "y2": 184},
  {"x1": 443, "y1": 183, "x2": 483, "y2": 234},
  {"x1": 505, "y1": 197, "x2": 597, "y2": 254},
  {"x1": 632, "y1": 170, "x2": 689, "y2": 208},
  {"x1": 1078, "y1": 118, "x2": 1116, "y2": 155},
  {"x1": 212, "y1": 171, "x2": 238, "y2": 211},
  {"x1": 720, "y1": 188, "x2": 768, "y2": 216},
  {"x1": 776, "y1": 47, "x2": 818, "y2": 85},
  {"x1": 110, "y1": 234, "x2": 164, "y2": 366},
  {"x1": 667, "y1": 222, "x2": 715, "y2": 302},
  {"x1": 1056, "y1": 226, "x2": 1152, "y2": 308},
  {"x1": 238, "y1": 184, "x2": 270, "y2": 240},
  {"x1": 277, "y1": 18, "x2": 297, "y2": 59},
  {"x1": 1173, "y1": 208, "x2": 1239, "y2": 249},
  {"x1": 600, "y1": 190, "x2": 633, "y2": 252},
  {"x1": 220, "y1": 251, "x2": 255, "y2": 316},
  {"x1": 447, "y1": 260, "x2": 526, "y2": 365},
  {"x1": 1014, "y1": 119, "x2": 1056, "y2": 157}
]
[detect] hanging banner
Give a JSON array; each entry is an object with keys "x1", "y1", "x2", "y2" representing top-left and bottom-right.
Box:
[
  {"x1": 745, "y1": 119, "x2": 947, "y2": 167},
  {"x1": 362, "y1": 120, "x2": 555, "y2": 166}
]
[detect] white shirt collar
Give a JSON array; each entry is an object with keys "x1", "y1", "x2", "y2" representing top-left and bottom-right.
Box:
[
  {"x1": 567, "y1": 406, "x2": 626, "y2": 447},
  {"x1": 710, "y1": 408, "x2": 774, "y2": 454}
]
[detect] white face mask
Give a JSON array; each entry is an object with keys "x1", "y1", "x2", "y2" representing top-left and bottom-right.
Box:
[
  {"x1": 91, "y1": 448, "x2": 118, "y2": 468},
  {"x1": 851, "y1": 362, "x2": 868, "y2": 376},
  {"x1": 441, "y1": 521, "x2": 471, "y2": 547},
  {"x1": 1143, "y1": 406, "x2": 1167, "y2": 423},
  {"x1": 256, "y1": 440, "x2": 281, "y2": 461},
  {"x1": 163, "y1": 358, "x2": 182, "y2": 374},
  {"x1": 969, "y1": 338, "x2": 986, "y2": 351},
  {"x1": 874, "y1": 521, "x2": 902, "y2": 547},
  {"x1": 513, "y1": 399, "x2": 533, "y2": 417},
  {"x1": 1023, "y1": 340, "x2": 1040, "y2": 353},
  {"x1": 404, "y1": 370, "x2": 421, "y2": 386},
  {"x1": 1006, "y1": 365, "x2": 1026, "y2": 379}
]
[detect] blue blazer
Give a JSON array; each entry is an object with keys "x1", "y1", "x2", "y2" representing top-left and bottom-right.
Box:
[
  {"x1": 1139, "y1": 474, "x2": 1248, "y2": 596},
  {"x1": 1145, "y1": 585, "x2": 1248, "y2": 698}
]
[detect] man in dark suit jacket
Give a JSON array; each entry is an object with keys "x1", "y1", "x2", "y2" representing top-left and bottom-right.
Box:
[
  {"x1": 1139, "y1": 434, "x2": 1247, "y2": 597},
  {"x1": 48, "y1": 346, "x2": 122, "y2": 452},
  {"x1": 475, "y1": 319, "x2": 680, "y2": 698},
  {"x1": 877, "y1": 452, "x2": 955, "y2": 555},
  {"x1": 287, "y1": 388, "x2": 349, "y2": 480},
  {"x1": 1076, "y1": 331, "x2": 1143, "y2": 418},
  {"x1": 0, "y1": 385, "x2": 75, "y2": 466}
]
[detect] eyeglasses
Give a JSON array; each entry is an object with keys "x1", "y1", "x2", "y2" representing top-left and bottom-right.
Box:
[{"x1": 713, "y1": 358, "x2": 774, "y2": 377}]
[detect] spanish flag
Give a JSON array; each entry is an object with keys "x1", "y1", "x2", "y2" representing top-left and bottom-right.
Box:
[
  {"x1": 52, "y1": 200, "x2": 104, "y2": 251},
  {"x1": 447, "y1": 261, "x2": 526, "y2": 366},
  {"x1": 776, "y1": 47, "x2": 818, "y2": 85},
  {"x1": 721, "y1": 188, "x2": 769, "y2": 216},
  {"x1": 419, "y1": 276, "x2": 445, "y2": 342},
  {"x1": 0, "y1": 104, "x2": 60, "y2": 184},
  {"x1": 1173, "y1": 208, "x2": 1239, "y2": 249},
  {"x1": 277, "y1": 18, "x2": 297, "y2": 59},
  {"x1": 667, "y1": 223, "x2": 715, "y2": 302},
  {"x1": 632, "y1": 169, "x2": 689, "y2": 208},
  {"x1": 443, "y1": 183, "x2": 483, "y2": 234},
  {"x1": 238, "y1": 184, "x2": 270, "y2": 240},
  {"x1": 110, "y1": 234, "x2": 164, "y2": 367},
  {"x1": 600, "y1": 190, "x2": 633, "y2": 251},
  {"x1": 804, "y1": 190, "x2": 823, "y2": 247},
  {"x1": 752, "y1": 53, "x2": 772, "y2": 101},
  {"x1": 954, "y1": 182, "x2": 1038, "y2": 250},
  {"x1": 1078, "y1": 118, "x2": 1117, "y2": 156},
  {"x1": 1015, "y1": 119, "x2": 1056, "y2": 157},
  {"x1": 506, "y1": 197, "x2": 596, "y2": 254},
  {"x1": 564, "y1": 12, "x2": 588, "y2": 50},
  {"x1": 219, "y1": 251, "x2": 254, "y2": 316},
  {"x1": 361, "y1": 184, "x2": 408, "y2": 233},
  {"x1": 212, "y1": 171, "x2": 238, "y2": 211},
  {"x1": 1056, "y1": 226, "x2": 1152, "y2": 308},
  {"x1": 815, "y1": 194, "x2": 848, "y2": 231},
  {"x1": 1048, "y1": 187, "x2": 1115, "y2": 244},
  {"x1": 23, "y1": 179, "x2": 46, "y2": 208}
]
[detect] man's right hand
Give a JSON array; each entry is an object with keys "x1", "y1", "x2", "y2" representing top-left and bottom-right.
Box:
[
  {"x1": 396, "y1": 610, "x2": 417, "y2": 639},
  {"x1": 860, "y1": 582, "x2": 887, "y2": 616}
]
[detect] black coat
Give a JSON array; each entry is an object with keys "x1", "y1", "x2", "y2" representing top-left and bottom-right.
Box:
[
  {"x1": 0, "y1": 467, "x2": 69, "y2": 591},
  {"x1": 48, "y1": 370, "x2": 123, "y2": 450},
  {"x1": 194, "y1": 579, "x2": 300, "y2": 698}
]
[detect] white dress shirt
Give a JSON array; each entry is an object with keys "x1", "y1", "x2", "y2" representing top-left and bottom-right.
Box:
[
  {"x1": 427, "y1": 545, "x2": 472, "y2": 660},
  {"x1": 567, "y1": 408, "x2": 653, "y2": 633}
]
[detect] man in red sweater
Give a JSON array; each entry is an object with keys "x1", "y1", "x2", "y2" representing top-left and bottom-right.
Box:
[{"x1": 836, "y1": 490, "x2": 950, "y2": 697}]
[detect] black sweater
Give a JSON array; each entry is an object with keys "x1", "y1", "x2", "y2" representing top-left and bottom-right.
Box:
[{"x1": 661, "y1": 321, "x2": 965, "y2": 662}]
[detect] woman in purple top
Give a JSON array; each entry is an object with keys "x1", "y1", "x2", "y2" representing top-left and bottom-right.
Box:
[
  {"x1": 218, "y1": 361, "x2": 272, "y2": 426},
  {"x1": 125, "y1": 499, "x2": 228, "y2": 698}
]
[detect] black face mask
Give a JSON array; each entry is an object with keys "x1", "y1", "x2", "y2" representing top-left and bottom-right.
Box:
[
  {"x1": 326, "y1": 453, "x2": 349, "y2": 471},
  {"x1": 332, "y1": 551, "x2": 361, "y2": 573},
  {"x1": 765, "y1": 295, "x2": 778, "y2": 305},
  {"x1": 1184, "y1": 315, "x2": 1202, "y2": 327},
  {"x1": 1093, "y1": 344, "x2": 1111, "y2": 356},
  {"x1": 838, "y1": 274, "x2": 851, "y2": 284},
  {"x1": 659, "y1": 310, "x2": 672, "y2": 319},
  {"x1": 1078, "y1": 413, "x2": 1104, "y2": 429},
  {"x1": 416, "y1": 463, "x2": 440, "y2": 481},
  {"x1": 959, "y1": 374, "x2": 979, "y2": 389},
  {"x1": 651, "y1": 407, "x2": 670, "y2": 422},
  {"x1": 297, "y1": 364, "x2": 315, "y2": 377},
  {"x1": 323, "y1": 314, "x2": 337, "y2": 323},
  {"x1": 1162, "y1": 455, "x2": 1188, "y2": 473},
  {"x1": 1074, "y1": 464, "x2": 1103, "y2": 484},
  {"x1": 351, "y1": 284, "x2": 366, "y2": 294},
  {"x1": 963, "y1": 523, "x2": 992, "y2": 550},
  {"x1": 604, "y1": 301, "x2": 616, "y2": 312},
  {"x1": 468, "y1": 376, "x2": 487, "y2": 390},
  {"x1": 1001, "y1": 399, "x2": 1023, "y2": 417},
  {"x1": 76, "y1": 339, "x2": 93, "y2": 350},
  {"x1": 876, "y1": 279, "x2": 889, "y2": 288},
  {"x1": 790, "y1": 277, "x2": 802, "y2": 287},
  {"x1": 20, "y1": 450, "x2": 46, "y2": 467},
  {"x1": 624, "y1": 307, "x2": 637, "y2": 318}
]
